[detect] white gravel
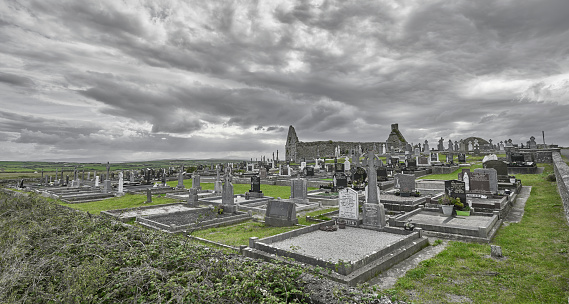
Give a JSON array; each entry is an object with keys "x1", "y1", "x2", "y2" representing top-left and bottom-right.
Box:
[{"x1": 270, "y1": 227, "x2": 407, "y2": 263}]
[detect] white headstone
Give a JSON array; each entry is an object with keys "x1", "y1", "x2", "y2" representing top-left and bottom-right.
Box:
[
  {"x1": 95, "y1": 176, "x2": 100, "y2": 187},
  {"x1": 339, "y1": 188, "x2": 359, "y2": 220},
  {"x1": 464, "y1": 172, "x2": 470, "y2": 191},
  {"x1": 118, "y1": 172, "x2": 124, "y2": 193},
  {"x1": 344, "y1": 159, "x2": 351, "y2": 172}
]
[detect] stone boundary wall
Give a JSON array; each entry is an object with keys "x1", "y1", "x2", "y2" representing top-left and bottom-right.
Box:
[{"x1": 552, "y1": 151, "x2": 569, "y2": 224}]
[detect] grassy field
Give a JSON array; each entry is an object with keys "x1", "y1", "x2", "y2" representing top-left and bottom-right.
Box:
[
  {"x1": 166, "y1": 179, "x2": 317, "y2": 199},
  {"x1": 59, "y1": 193, "x2": 179, "y2": 215},
  {"x1": 389, "y1": 163, "x2": 569, "y2": 303}
]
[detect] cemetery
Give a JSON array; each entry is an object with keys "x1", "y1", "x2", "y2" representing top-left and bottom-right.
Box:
[{"x1": 1, "y1": 131, "x2": 568, "y2": 303}]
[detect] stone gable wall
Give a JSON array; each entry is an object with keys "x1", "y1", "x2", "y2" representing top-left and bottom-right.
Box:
[{"x1": 290, "y1": 141, "x2": 386, "y2": 161}]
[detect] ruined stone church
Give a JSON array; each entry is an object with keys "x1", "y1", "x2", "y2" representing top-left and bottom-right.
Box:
[{"x1": 285, "y1": 124, "x2": 408, "y2": 162}]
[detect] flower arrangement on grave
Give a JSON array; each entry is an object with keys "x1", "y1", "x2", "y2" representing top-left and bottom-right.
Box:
[
  {"x1": 438, "y1": 194, "x2": 453, "y2": 205},
  {"x1": 452, "y1": 198, "x2": 470, "y2": 211},
  {"x1": 413, "y1": 190, "x2": 421, "y2": 197}
]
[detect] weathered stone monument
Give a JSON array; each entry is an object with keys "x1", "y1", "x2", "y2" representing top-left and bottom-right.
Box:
[
  {"x1": 187, "y1": 187, "x2": 199, "y2": 206},
  {"x1": 395, "y1": 173, "x2": 415, "y2": 197},
  {"x1": 177, "y1": 165, "x2": 185, "y2": 189},
  {"x1": 221, "y1": 172, "x2": 236, "y2": 214},
  {"x1": 290, "y1": 178, "x2": 308, "y2": 203},
  {"x1": 192, "y1": 174, "x2": 201, "y2": 190},
  {"x1": 264, "y1": 199, "x2": 298, "y2": 227},
  {"x1": 362, "y1": 150, "x2": 386, "y2": 228},
  {"x1": 474, "y1": 168, "x2": 498, "y2": 194},
  {"x1": 117, "y1": 172, "x2": 124, "y2": 195}
]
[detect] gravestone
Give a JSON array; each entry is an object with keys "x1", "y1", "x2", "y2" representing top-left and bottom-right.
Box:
[
  {"x1": 130, "y1": 171, "x2": 135, "y2": 183},
  {"x1": 214, "y1": 180, "x2": 223, "y2": 193},
  {"x1": 511, "y1": 153, "x2": 525, "y2": 163},
  {"x1": 395, "y1": 174, "x2": 415, "y2": 197},
  {"x1": 390, "y1": 157, "x2": 399, "y2": 167},
  {"x1": 417, "y1": 156, "x2": 429, "y2": 166},
  {"x1": 344, "y1": 159, "x2": 351, "y2": 172},
  {"x1": 95, "y1": 176, "x2": 100, "y2": 187},
  {"x1": 405, "y1": 159, "x2": 417, "y2": 169},
  {"x1": 335, "y1": 173, "x2": 348, "y2": 189},
  {"x1": 362, "y1": 150, "x2": 386, "y2": 228},
  {"x1": 103, "y1": 180, "x2": 111, "y2": 193},
  {"x1": 221, "y1": 174, "x2": 236, "y2": 213},
  {"x1": 338, "y1": 188, "x2": 359, "y2": 221},
  {"x1": 290, "y1": 178, "x2": 307, "y2": 202},
  {"x1": 117, "y1": 172, "x2": 124, "y2": 194},
  {"x1": 474, "y1": 168, "x2": 498, "y2": 194},
  {"x1": 187, "y1": 188, "x2": 199, "y2": 206},
  {"x1": 259, "y1": 167, "x2": 268, "y2": 178},
  {"x1": 423, "y1": 140, "x2": 430, "y2": 153},
  {"x1": 430, "y1": 153, "x2": 439, "y2": 162},
  {"x1": 377, "y1": 167, "x2": 388, "y2": 181},
  {"x1": 446, "y1": 153, "x2": 453, "y2": 164},
  {"x1": 445, "y1": 180, "x2": 467, "y2": 205},
  {"x1": 484, "y1": 160, "x2": 508, "y2": 179},
  {"x1": 248, "y1": 176, "x2": 263, "y2": 198},
  {"x1": 280, "y1": 165, "x2": 290, "y2": 176},
  {"x1": 305, "y1": 167, "x2": 314, "y2": 176},
  {"x1": 335, "y1": 163, "x2": 345, "y2": 172},
  {"x1": 177, "y1": 169, "x2": 185, "y2": 189},
  {"x1": 146, "y1": 189, "x2": 152, "y2": 203},
  {"x1": 458, "y1": 153, "x2": 466, "y2": 163},
  {"x1": 192, "y1": 174, "x2": 201, "y2": 190},
  {"x1": 264, "y1": 199, "x2": 298, "y2": 227},
  {"x1": 470, "y1": 172, "x2": 491, "y2": 194}
]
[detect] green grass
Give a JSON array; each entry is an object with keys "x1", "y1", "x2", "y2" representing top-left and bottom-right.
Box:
[
  {"x1": 191, "y1": 207, "x2": 339, "y2": 246},
  {"x1": 298, "y1": 207, "x2": 338, "y2": 225},
  {"x1": 390, "y1": 163, "x2": 569, "y2": 303},
  {"x1": 191, "y1": 220, "x2": 300, "y2": 247},
  {"x1": 166, "y1": 180, "x2": 316, "y2": 199},
  {"x1": 418, "y1": 162, "x2": 484, "y2": 180},
  {"x1": 59, "y1": 193, "x2": 179, "y2": 215}
]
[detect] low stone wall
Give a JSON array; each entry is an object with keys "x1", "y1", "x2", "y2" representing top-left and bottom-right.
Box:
[{"x1": 552, "y1": 151, "x2": 569, "y2": 224}]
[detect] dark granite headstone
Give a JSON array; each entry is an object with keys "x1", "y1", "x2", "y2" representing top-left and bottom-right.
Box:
[
  {"x1": 417, "y1": 156, "x2": 429, "y2": 165},
  {"x1": 335, "y1": 173, "x2": 348, "y2": 188},
  {"x1": 146, "y1": 189, "x2": 152, "y2": 203},
  {"x1": 265, "y1": 199, "x2": 298, "y2": 227},
  {"x1": 306, "y1": 167, "x2": 314, "y2": 176},
  {"x1": 458, "y1": 153, "x2": 466, "y2": 163},
  {"x1": 445, "y1": 180, "x2": 466, "y2": 205},
  {"x1": 249, "y1": 176, "x2": 262, "y2": 193},
  {"x1": 474, "y1": 168, "x2": 498, "y2": 193},
  {"x1": 511, "y1": 153, "x2": 525, "y2": 163},
  {"x1": 335, "y1": 163, "x2": 344, "y2": 172},
  {"x1": 470, "y1": 172, "x2": 491, "y2": 194},
  {"x1": 377, "y1": 167, "x2": 388, "y2": 181},
  {"x1": 484, "y1": 160, "x2": 508, "y2": 177}
]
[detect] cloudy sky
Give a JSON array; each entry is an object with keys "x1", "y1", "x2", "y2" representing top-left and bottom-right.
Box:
[{"x1": 1, "y1": 0, "x2": 568, "y2": 162}]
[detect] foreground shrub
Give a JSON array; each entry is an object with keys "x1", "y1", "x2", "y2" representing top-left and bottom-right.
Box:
[{"x1": 0, "y1": 192, "x2": 307, "y2": 303}]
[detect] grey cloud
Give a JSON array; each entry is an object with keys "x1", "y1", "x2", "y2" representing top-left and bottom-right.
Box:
[{"x1": 0, "y1": 72, "x2": 35, "y2": 87}]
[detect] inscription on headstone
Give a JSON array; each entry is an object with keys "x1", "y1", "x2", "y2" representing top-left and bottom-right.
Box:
[
  {"x1": 445, "y1": 180, "x2": 466, "y2": 205},
  {"x1": 339, "y1": 188, "x2": 359, "y2": 220}
]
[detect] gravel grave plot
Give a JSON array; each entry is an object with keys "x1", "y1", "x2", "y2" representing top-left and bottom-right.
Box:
[
  {"x1": 381, "y1": 194, "x2": 422, "y2": 203},
  {"x1": 148, "y1": 209, "x2": 236, "y2": 226},
  {"x1": 114, "y1": 204, "x2": 195, "y2": 219},
  {"x1": 408, "y1": 211, "x2": 493, "y2": 228},
  {"x1": 269, "y1": 227, "x2": 407, "y2": 263}
]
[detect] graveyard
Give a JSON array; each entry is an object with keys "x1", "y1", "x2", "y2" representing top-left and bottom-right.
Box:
[{"x1": 1, "y1": 138, "x2": 569, "y2": 303}]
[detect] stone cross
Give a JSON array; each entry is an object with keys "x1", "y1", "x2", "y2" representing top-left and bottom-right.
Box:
[
  {"x1": 106, "y1": 162, "x2": 110, "y2": 181},
  {"x1": 363, "y1": 149, "x2": 381, "y2": 205}
]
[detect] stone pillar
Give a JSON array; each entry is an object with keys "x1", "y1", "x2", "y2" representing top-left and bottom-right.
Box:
[{"x1": 362, "y1": 150, "x2": 386, "y2": 228}]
